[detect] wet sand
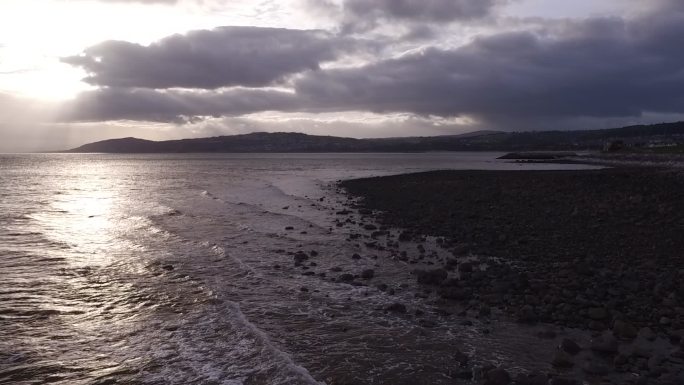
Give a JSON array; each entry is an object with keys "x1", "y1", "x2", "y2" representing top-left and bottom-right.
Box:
[{"x1": 340, "y1": 168, "x2": 684, "y2": 384}]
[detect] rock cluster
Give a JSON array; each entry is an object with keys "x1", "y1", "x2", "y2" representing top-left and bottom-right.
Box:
[{"x1": 339, "y1": 168, "x2": 684, "y2": 384}]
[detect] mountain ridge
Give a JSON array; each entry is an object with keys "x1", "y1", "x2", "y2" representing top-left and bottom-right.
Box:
[{"x1": 65, "y1": 122, "x2": 684, "y2": 153}]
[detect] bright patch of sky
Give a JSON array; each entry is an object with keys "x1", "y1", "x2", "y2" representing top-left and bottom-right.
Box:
[{"x1": 0, "y1": 0, "x2": 316, "y2": 99}]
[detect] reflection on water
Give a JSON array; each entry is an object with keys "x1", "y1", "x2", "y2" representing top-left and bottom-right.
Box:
[
  {"x1": 0, "y1": 153, "x2": 603, "y2": 384},
  {"x1": 42, "y1": 180, "x2": 116, "y2": 265}
]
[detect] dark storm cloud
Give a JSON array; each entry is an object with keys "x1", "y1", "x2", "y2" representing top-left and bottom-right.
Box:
[
  {"x1": 306, "y1": 0, "x2": 508, "y2": 34},
  {"x1": 61, "y1": 87, "x2": 300, "y2": 123},
  {"x1": 63, "y1": 27, "x2": 349, "y2": 89},
  {"x1": 294, "y1": 12, "x2": 684, "y2": 124},
  {"x1": 343, "y1": 0, "x2": 502, "y2": 23},
  {"x1": 336, "y1": 0, "x2": 509, "y2": 33},
  {"x1": 62, "y1": 3, "x2": 684, "y2": 129}
]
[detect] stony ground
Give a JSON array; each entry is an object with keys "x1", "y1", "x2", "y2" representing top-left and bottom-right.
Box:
[{"x1": 340, "y1": 168, "x2": 684, "y2": 385}]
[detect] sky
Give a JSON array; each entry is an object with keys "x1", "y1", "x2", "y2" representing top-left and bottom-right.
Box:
[{"x1": 0, "y1": 0, "x2": 683, "y2": 151}]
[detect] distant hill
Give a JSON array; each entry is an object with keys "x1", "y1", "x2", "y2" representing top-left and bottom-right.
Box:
[{"x1": 66, "y1": 122, "x2": 684, "y2": 153}]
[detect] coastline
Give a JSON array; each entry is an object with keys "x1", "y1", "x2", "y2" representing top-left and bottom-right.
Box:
[{"x1": 339, "y1": 166, "x2": 684, "y2": 384}]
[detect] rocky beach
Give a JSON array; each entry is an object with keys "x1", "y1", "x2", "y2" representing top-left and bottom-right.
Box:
[{"x1": 338, "y1": 167, "x2": 684, "y2": 385}]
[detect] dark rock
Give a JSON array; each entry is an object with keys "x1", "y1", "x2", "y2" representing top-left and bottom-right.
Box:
[
  {"x1": 657, "y1": 372, "x2": 684, "y2": 385},
  {"x1": 560, "y1": 338, "x2": 582, "y2": 355},
  {"x1": 293, "y1": 252, "x2": 309, "y2": 263},
  {"x1": 484, "y1": 368, "x2": 511, "y2": 385},
  {"x1": 647, "y1": 354, "x2": 665, "y2": 372},
  {"x1": 638, "y1": 327, "x2": 656, "y2": 341},
  {"x1": 360, "y1": 269, "x2": 375, "y2": 279},
  {"x1": 516, "y1": 305, "x2": 538, "y2": 324},
  {"x1": 338, "y1": 273, "x2": 355, "y2": 282},
  {"x1": 285, "y1": 226, "x2": 294, "y2": 230},
  {"x1": 549, "y1": 377, "x2": 579, "y2": 385},
  {"x1": 613, "y1": 319, "x2": 638, "y2": 340},
  {"x1": 552, "y1": 352, "x2": 574, "y2": 368},
  {"x1": 587, "y1": 320, "x2": 607, "y2": 331},
  {"x1": 514, "y1": 373, "x2": 548, "y2": 385},
  {"x1": 582, "y1": 360, "x2": 610, "y2": 375},
  {"x1": 614, "y1": 354, "x2": 628, "y2": 366},
  {"x1": 439, "y1": 287, "x2": 471, "y2": 300},
  {"x1": 590, "y1": 332, "x2": 618, "y2": 354},
  {"x1": 453, "y1": 369, "x2": 473, "y2": 380},
  {"x1": 162, "y1": 264, "x2": 174, "y2": 271},
  {"x1": 415, "y1": 268, "x2": 448, "y2": 285},
  {"x1": 385, "y1": 302, "x2": 407, "y2": 313},
  {"x1": 537, "y1": 329, "x2": 557, "y2": 339},
  {"x1": 363, "y1": 224, "x2": 378, "y2": 231},
  {"x1": 398, "y1": 231, "x2": 412, "y2": 242},
  {"x1": 458, "y1": 262, "x2": 474, "y2": 273},
  {"x1": 418, "y1": 319, "x2": 438, "y2": 328},
  {"x1": 351, "y1": 253, "x2": 362, "y2": 260},
  {"x1": 454, "y1": 349, "x2": 469, "y2": 367},
  {"x1": 587, "y1": 307, "x2": 609, "y2": 321}
]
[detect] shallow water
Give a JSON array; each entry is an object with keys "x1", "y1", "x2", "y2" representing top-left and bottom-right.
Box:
[{"x1": 0, "y1": 153, "x2": 602, "y2": 385}]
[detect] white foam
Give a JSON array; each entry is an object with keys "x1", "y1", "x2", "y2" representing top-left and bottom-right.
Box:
[{"x1": 223, "y1": 300, "x2": 326, "y2": 385}]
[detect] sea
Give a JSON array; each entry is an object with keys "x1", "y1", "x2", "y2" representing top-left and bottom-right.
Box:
[{"x1": 0, "y1": 153, "x2": 601, "y2": 385}]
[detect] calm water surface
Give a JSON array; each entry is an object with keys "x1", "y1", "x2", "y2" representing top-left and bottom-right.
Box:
[{"x1": 0, "y1": 153, "x2": 601, "y2": 385}]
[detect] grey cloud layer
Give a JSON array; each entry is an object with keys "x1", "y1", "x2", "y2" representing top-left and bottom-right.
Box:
[
  {"x1": 343, "y1": 0, "x2": 502, "y2": 23},
  {"x1": 63, "y1": 27, "x2": 348, "y2": 89},
  {"x1": 297, "y1": 14, "x2": 684, "y2": 121},
  {"x1": 62, "y1": 88, "x2": 300, "y2": 122},
  {"x1": 63, "y1": 4, "x2": 684, "y2": 130},
  {"x1": 322, "y1": 0, "x2": 507, "y2": 33}
]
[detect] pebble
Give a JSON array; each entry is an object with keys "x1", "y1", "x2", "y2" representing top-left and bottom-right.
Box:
[
  {"x1": 415, "y1": 268, "x2": 447, "y2": 285},
  {"x1": 560, "y1": 338, "x2": 581, "y2": 355},
  {"x1": 360, "y1": 269, "x2": 375, "y2": 279},
  {"x1": 639, "y1": 327, "x2": 657, "y2": 341},
  {"x1": 484, "y1": 368, "x2": 510, "y2": 385},
  {"x1": 338, "y1": 273, "x2": 355, "y2": 282},
  {"x1": 582, "y1": 360, "x2": 610, "y2": 375},
  {"x1": 613, "y1": 319, "x2": 638, "y2": 339},
  {"x1": 552, "y1": 351, "x2": 574, "y2": 368},
  {"x1": 385, "y1": 303, "x2": 407, "y2": 313},
  {"x1": 590, "y1": 332, "x2": 618, "y2": 354}
]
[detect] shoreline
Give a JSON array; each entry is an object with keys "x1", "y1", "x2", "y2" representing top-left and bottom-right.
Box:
[{"x1": 339, "y1": 166, "x2": 684, "y2": 384}]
